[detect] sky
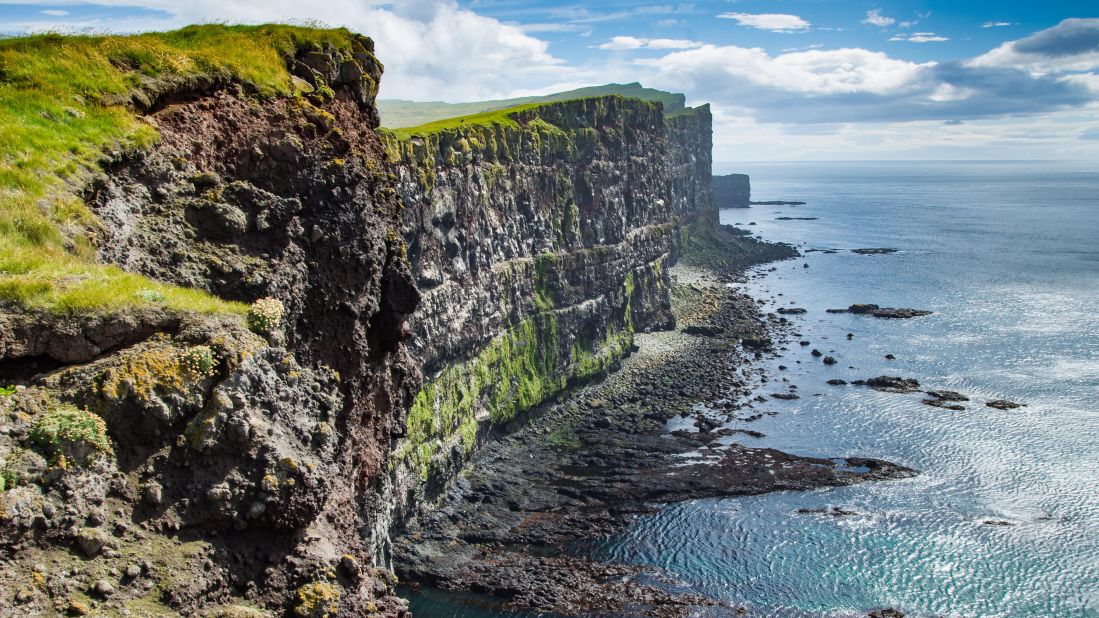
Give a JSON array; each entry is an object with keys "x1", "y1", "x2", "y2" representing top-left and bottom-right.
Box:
[{"x1": 2, "y1": 1, "x2": 1098, "y2": 162}]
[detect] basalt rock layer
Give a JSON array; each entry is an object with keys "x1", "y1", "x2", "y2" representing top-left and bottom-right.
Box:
[
  {"x1": 1, "y1": 27, "x2": 720, "y2": 617},
  {"x1": 382, "y1": 97, "x2": 717, "y2": 528}
]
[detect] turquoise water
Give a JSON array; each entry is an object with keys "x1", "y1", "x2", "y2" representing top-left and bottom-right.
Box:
[
  {"x1": 408, "y1": 161, "x2": 1099, "y2": 617},
  {"x1": 592, "y1": 161, "x2": 1099, "y2": 617}
]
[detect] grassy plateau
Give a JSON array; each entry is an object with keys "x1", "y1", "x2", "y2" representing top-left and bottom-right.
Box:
[{"x1": 0, "y1": 24, "x2": 362, "y2": 315}]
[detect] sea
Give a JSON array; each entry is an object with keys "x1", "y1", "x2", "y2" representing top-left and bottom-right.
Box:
[{"x1": 408, "y1": 161, "x2": 1099, "y2": 617}]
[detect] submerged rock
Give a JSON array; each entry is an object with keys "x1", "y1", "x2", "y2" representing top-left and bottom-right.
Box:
[
  {"x1": 851, "y1": 248, "x2": 898, "y2": 255},
  {"x1": 864, "y1": 376, "x2": 921, "y2": 393},
  {"x1": 922, "y1": 398, "x2": 965, "y2": 411},
  {"x1": 926, "y1": 390, "x2": 969, "y2": 402},
  {"x1": 986, "y1": 399, "x2": 1024, "y2": 410},
  {"x1": 829, "y1": 304, "x2": 932, "y2": 319}
]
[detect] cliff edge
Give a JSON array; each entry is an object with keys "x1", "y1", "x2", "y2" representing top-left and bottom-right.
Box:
[{"x1": 2, "y1": 25, "x2": 720, "y2": 617}]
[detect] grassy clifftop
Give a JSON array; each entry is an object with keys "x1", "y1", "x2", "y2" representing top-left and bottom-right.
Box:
[
  {"x1": 0, "y1": 24, "x2": 364, "y2": 314},
  {"x1": 378, "y1": 82, "x2": 685, "y2": 128}
]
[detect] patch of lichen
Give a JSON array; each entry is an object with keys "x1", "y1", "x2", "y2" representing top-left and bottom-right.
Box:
[
  {"x1": 98, "y1": 334, "x2": 190, "y2": 404},
  {"x1": 294, "y1": 581, "x2": 341, "y2": 617}
]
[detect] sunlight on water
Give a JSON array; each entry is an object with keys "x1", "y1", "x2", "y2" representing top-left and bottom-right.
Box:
[{"x1": 592, "y1": 162, "x2": 1099, "y2": 617}]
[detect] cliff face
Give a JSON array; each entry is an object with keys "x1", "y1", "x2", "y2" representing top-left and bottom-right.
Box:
[
  {"x1": 0, "y1": 27, "x2": 716, "y2": 617},
  {"x1": 2, "y1": 32, "x2": 417, "y2": 616},
  {"x1": 713, "y1": 173, "x2": 751, "y2": 208},
  {"x1": 383, "y1": 98, "x2": 714, "y2": 525}
]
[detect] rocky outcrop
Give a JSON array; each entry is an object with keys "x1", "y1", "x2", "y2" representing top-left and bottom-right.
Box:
[
  {"x1": 2, "y1": 36, "x2": 416, "y2": 616},
  {"x1": 2, "y1": 29, "x2": 721, "y2": 618},
  {"x1": 713, "y1": 173, "x2": 751, "y2": 208}
]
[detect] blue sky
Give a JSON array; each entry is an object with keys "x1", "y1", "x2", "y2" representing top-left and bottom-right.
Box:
[{"x1": 2, "y1": 1, "x2": 1098, "y2": 161}]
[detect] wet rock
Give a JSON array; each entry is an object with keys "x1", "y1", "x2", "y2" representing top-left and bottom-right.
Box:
[
  {"x1": 777, "y1": 307, "x2": 806, "y2": 315},
  {"x1": 797, "y1": 506, "x2": 858, "y2": 517},
  {"x1": 926, "y1": 390, "x2": 969, "y2": 402},
  {"x1": 829, "y1": 304, "x2": 932, "y2": 319},
  {"x1": 741, "y1": 336, "x2": 771, "y2": 350},
  {"x1": 986, "y1": 399, "x2": 1024, "y2": 410},
  {"x1": 868, "y1": 610, "x2": 905, "y2": 618},
  {"x1": 864, "y1": 376, "x2": 921, "y2": 393},
  {"x1": 827, "y1": 379, "x2": 847, "y2": 385},
  {"x1": 983, "y1": 520, "x2": 1014, "y2": 526},
  {"x1": 922, "y1": 399, "x2": 965, "y2": 411},
  {"x1": 851, "y1": 248, "x2": 898, "y2": 255},
  {"x1": 770, "y1": 392, "x2": 800, "y2": 400},
  {"x1": 811, "y1": 349, "x2": 823, "y2": 357},
  {"x1": 822, "y1": 356, "x2": 837, "y2": 365},
  {"x1": 884, "y1": 354, "x2": 896, "y2": 360}
]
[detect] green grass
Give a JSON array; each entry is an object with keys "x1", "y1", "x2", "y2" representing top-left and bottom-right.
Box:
[
  {"x1": 378, "y1": 82, "x2": 686, "y2": 128},
  {"x1": 0, "y1": 24, "x2": 362, "y2": 314},
  {"x1": 382, "y1": 101, "x2": 551, "y2": 140}
]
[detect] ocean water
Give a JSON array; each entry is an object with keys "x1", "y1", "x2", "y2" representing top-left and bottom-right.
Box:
[
  {"x1": 407, "y1": 161, "x2": 1099, "y2": 617},
  {"x1": 592, "y1": 161, "x2": 1099, "y2": 617}
]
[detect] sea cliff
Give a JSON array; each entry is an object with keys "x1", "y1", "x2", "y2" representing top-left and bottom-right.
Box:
[{"x1": 0, "y1": 26, "x2": 728, "y2": 616}]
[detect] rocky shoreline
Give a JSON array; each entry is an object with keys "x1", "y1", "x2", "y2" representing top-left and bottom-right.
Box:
[{"x1": 394, "y1": 228, "x2": 917, "y2": 616}]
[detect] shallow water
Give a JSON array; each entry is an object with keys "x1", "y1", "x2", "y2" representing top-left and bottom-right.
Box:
[
  {"x1": 592, "y1": 161, "x2": 1099, "y2": 617},
  {"x1": 406, "y1": 161, "x2": 1099, "y2": 617}
]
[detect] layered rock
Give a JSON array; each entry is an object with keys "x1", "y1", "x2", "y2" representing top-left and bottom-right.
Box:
[
  {"x1": 713, "y1": 173, "x2": 751, "y2": 207},
  {"x1": 382, "y1": 98, "x2": 715, "y2": 526},
  {"x1": 1, "y1": 29, "x2": 719, "y2": 617},
  {"x1": 2, "y1": 36, "x2": 417, "y2": 616}
]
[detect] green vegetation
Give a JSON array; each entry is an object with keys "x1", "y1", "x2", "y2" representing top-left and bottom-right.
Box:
[
  {"x1": 0, "y1": 25, "x2": 363, "y2": 314},
  {"x1": 0, "y1": 385, "x2": 15, "y2": 396},
  {"x1": 393, "y1": 262, "x2": 642, "y2": 481},
  {"x1": 384, "y1": 102, "x2": 558, "y2": 140},
  {"x1": 180, "y1": 345, "x2": 217, "y2": 378},
  {"x1": 378, "y1": 82, "x2": 686, "y2": 128},
  {"x1": 246, "y1": 296, "x2": 285, "y2": 334},
  {"x1": 28, "y1": 404, "x2": 112, "y2": 467}
]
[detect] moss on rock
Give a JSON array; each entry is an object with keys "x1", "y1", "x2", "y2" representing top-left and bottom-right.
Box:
[{"x1": 28, "y1": 404, "x2": 112, "y2": 467}]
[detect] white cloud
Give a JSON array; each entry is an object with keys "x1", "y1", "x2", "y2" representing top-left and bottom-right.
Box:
[
  {"x1": 718, "y1": 12, "x2": 809, "y2": 33},
  {"x1": 890, "y1": 32, "x2": 949, "y2": 43},
  {"x1": 39, "y1": 9, "x2": 69, "y2": 16},
  {"x1": 982, "y1": 22, "x2": 1015, "y2": 29},
  {"x1": 597, "y1": 36, "x2": 703, "y2": 51},
  {"x1": 863, "y1": 9, "x2": 896, "y2": 28},
  {"x1": 638, "y1": 44, "x2": 930, "y2": 96},
  {"x1": 0, "y1": 0, "x2": 567, "y2": 102},
  {"x1": 969, "y1": 18, "x2": 1099, "y2": 74}
]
